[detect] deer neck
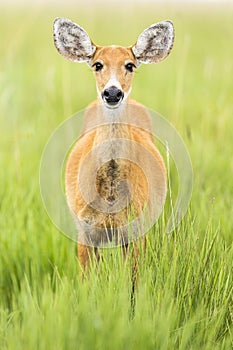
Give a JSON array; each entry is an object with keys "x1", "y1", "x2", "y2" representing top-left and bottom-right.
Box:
[{"x1": 92, "y1": 101, "x2": 132, "y2": 161}]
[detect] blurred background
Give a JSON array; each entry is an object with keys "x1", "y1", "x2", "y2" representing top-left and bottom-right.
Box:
[{"x1": 0, "y1": 1, "x2": 233, "y2": 348}]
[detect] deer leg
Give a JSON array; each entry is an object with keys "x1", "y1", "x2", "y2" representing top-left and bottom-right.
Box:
[
  {"x1": 77, "y1": 243, "x2": 99, "y2": 275},
  {"x1": 130, "y1": 236, "x2": 146, "y2": 285},
  {"x1": 127, "y1": 236, "x2": 146, "y2": 318}
]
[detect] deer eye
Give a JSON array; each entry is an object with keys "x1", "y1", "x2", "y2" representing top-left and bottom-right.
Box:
[
  {"x1": 92, "y1": 62, "x2": 104, "y2": 72},
  {"x1": 125, "y1": 63, "x2": 136, "y2": 73}
]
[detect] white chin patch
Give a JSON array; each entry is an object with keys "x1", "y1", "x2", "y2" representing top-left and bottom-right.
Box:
[{"x1": 104, "y1": 100, "x2": 122, "y2": 109}]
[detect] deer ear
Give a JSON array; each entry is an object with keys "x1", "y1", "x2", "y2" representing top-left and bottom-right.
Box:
[
  {"x1": 53, "y1": 18, "x2": 96, "y2": 63},
  {"x1": 132, "y1": 21, "x2": 174, "y2": 65}
]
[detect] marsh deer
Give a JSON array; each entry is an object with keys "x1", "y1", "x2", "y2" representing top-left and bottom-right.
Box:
[{"x1": 53, "y1": 18, "x2": 174, "y2": 271}]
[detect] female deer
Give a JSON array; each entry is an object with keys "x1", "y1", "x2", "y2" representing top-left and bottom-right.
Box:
[{"x1": 53, "y1": 18, "x2": 174, "y2": 270}]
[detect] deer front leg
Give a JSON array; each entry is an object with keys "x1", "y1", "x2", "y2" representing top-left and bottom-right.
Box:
[
  {"x1": 122, "y1": 236, "x2": 146, "y2": 290},
  {"x1": 131, "y1": 236, "x2": 146, "y2": 289},
  {"x1": 77, "y1": 243, "x2": 100, "y2": 275},
  {"x1": 122, "y1": 237, "x2": 146, "y2": 318}
]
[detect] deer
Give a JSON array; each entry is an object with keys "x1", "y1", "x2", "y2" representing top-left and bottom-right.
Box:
[{"x1": 53, "y1": 18, "x2": 174, "y2": 276}]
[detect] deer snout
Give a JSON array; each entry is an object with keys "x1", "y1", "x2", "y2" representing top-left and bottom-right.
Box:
[{"x1": 102, "y1": 86, "x2": 124, "y2": 108}]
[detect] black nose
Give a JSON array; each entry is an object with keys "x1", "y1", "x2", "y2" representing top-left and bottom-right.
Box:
[{"x1": 103, "y1": 86, "x2": 124, "y2": 106}]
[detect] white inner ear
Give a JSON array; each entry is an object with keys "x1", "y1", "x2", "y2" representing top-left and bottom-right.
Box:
[
  {"x1": 132, "y1": 21, "x2": 174, "y2": 64},
  {"x1": 53, "y1": 18, "x2": 96, "y2": 63}
]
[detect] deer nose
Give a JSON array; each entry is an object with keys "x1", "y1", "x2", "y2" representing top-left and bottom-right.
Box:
[{"x1": 103, "y1": 86, "x2": 124, "y2": 106}]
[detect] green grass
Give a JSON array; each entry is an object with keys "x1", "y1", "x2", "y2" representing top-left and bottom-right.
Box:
[{"x1": 0, "y1": 3, "x2": 233, "y2": 349}]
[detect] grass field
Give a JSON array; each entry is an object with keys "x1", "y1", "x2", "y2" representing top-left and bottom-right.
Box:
[{"x1": 0, "y1": 3, "x2": 233, "y2": 349}]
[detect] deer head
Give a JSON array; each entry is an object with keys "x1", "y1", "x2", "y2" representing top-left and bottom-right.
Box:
[{"x1": 53, "y1": 18, "x2": 174, "y2": 109}]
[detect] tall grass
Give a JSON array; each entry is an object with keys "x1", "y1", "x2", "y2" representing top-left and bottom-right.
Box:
[{"x1": 0, "y1": 4, "x2": 232, "y2": 349}]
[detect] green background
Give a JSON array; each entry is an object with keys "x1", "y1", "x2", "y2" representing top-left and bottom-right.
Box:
[{"x1": 0, "y1": 2, "x2": 232, "y2": 349}]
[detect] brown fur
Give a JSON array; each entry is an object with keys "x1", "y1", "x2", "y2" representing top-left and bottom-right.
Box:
[
  {"x1": 65, "y1": 45, "x2": 167, "y2": 271},
  {"x1": 91, "y1": 46, "x2": 136, "y2": 96}
]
